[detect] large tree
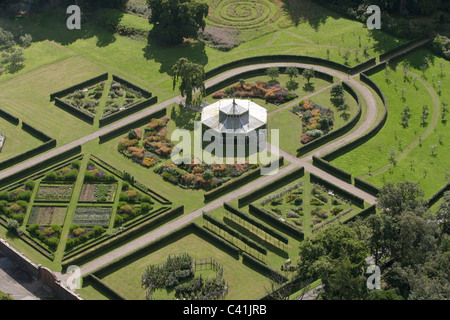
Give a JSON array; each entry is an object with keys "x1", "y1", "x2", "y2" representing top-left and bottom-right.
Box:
[
  {"x1": 297, "y1": 224, "x2": 369, "y2": 299},
  {"x1": 172, "y1": 57, "x2": 206, "y2": 106},
  {"x1": 147, "y1": 0, "x2": 209, "y2": 44}
]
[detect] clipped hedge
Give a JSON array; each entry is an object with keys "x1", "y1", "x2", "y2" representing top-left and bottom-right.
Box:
[
  {"x1": 248, "y1": 204, "x2": 304, "y2": 240},
  {"x1": 205, "y1": 55, "x2": 352, "y2": 79},
  {"x1": 21, "y1": 121, "x2": 52, "y2": 142},
  {"x1": 343, "y1": 204, "x2": 377, "y2": 224},
  {"x1": 241, "y1": 252, "x2": 288, "y2": 284},
  {"x1": 203, "y1": 212, "x2": 267, "y2": 255},
  {"x1": 98, "y1": 108, "x2": 167, "y2": 144},
  {"x1": 0, "y1": 108, "x2": 19, "y2": 125},
  {"x1": 426, "y1": 183, "x2": 450, "y2": 208},
  {"x1": 363, "y1": 61, "x2": 388, "y2": 77},
  {"x1": 312, "y1": 156, "x2": 352, "y2": 183},
  {"x1": 49, "y1": 73, "x2": 109, "y2": 100},
  {"x1": 83, "y1": 274, "x2": 126, "y2": 300},
  {"x1": 99, "y1": 96, "x2": 158, "y2": 127},
  {"x1": 62, "y1": 205, "x2": 184, "y2": 269},
  {"x1": 224, "y1": 203, "x2": 289, "y2": 244},
  {"x1": 379, "y1": 36, "x2": 430, "y2": 62},
  {"x1": 112, "y1": 75, "x2": 152, "y2": 99},
  {"x1": 349, "y1": 57, "x2": 377, "y2": 75},
  {"x1": 204, "y1": 157, "x2": 284, "y2": 202},
  {"x1": 0, "y1": 144, "x2": 79, "y2": 188},
  {"x1": 238, "y1": 167, "x2": 305, "y2": 207},
  {"x1": 354, "y1": 177, "x2": 380, "y2": 197},
  {"x1": 192, "y1": 224, "x2": 240, "y2": 258},
  {"x1": 297, "y1": 81, "x2": 362, "y2": 157},
  {"x1": 0, "y1": 139, "x2": 57, "y2": 171},
  {"x1": 323, "y1": 73, "x2": 388, "y2": 161},
  {"x1": 54, "y1": 97, "x2": 95, "y2": 125},
  {"x1": 309, "y1": 173, "x2": 365, "y2": 207}
]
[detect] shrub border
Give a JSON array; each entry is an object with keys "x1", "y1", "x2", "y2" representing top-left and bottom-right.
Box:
[
  {"x1": 296, "y1": 81, "x2": 362, "y2": 156},
  {"x1": 204, "y1": 157, "x2": 284, "y2": 202}
]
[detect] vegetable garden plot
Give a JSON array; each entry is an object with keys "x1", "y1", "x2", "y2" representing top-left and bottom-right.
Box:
[
  {"x1": 79, "y1": 183, "x2": 118, "y2": 202},
  {"x1": 28, "y1": 206, "x2": 67, "y2": 226},
  {"x1": 35, "y1": 184, "x2": 74, "y2": 202},
  {"x1": 73, "y1": 207, "x2": 112, "y2": 226}
]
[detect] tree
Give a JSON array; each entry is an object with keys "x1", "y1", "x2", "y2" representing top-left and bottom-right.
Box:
[
  {"x1": 377, "y1": 181, "x2": 426, "y2": 217},
  {"x1": 436, "y1": 191, "x2": 450, "y2": 235},
  {"x1": 297, "y1": 224, "x2": 369, "y2": 299},
  {"x1": 172, "y1": 57, "x2": 206, "y2": 106},
  {"x1": 285, "y1": 66, "x2": 299, "y2": 79},
  {"x1": 147, "y1": 0, "x2": 209, "y2": 44},
  {"x1": 330, "y1": 84, "x2": 344, "y2": 108},
  {"x1": 302, "y1": 68, "x2": 315, "y2": 84},
  {"x1": 266, "y1": 67, "x2": 280, "y2": 82},
  {"x1": 19, "y1": 34, "x2": 32, "y2": 48}
]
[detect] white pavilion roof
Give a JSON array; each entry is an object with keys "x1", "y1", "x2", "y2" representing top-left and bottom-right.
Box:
[{"x1": 201, "y1": 99, "x2": 267, "y2": 134}]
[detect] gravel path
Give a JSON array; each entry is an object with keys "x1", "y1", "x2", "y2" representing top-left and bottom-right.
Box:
[{"x1": 54, "y1": 62, "x2": 379, "y2": 279}]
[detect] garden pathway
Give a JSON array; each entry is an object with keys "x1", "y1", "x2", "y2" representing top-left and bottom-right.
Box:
[{"x1": 0, "y1": 62, "x2": 380, "y2": 286}]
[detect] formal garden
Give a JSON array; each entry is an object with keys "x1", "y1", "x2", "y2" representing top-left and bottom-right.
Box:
[{"x1": 0, "y1": 0, "x2": 448, "y2": 301}]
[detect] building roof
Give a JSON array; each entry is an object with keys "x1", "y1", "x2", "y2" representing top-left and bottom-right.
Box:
[{"x1": 201, "y1": 99, "x2": 267, "y2": 134}]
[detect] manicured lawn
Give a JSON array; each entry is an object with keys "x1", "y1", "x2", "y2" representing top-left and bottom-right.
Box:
[
  {"x1": 268, "y1": 86, "x2": 359, "y2": 156},
  {"x1": 0, "y1": 119, "x2": 42, "y2": 162},
  {"x1": 96, "y1": 231, "x2": 271, "y2": 300},
  {"x1": 331, "y1": 49, "x2": 450, "y2": 197}
]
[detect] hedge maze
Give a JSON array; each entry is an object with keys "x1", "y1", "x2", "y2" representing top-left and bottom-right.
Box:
[{"x1": 207, "y1": 0, "x2": 284, "y2": 30}]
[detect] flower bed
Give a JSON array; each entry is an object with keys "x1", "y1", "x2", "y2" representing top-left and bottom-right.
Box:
[
  {"x1": 0, "y1": 181, "x2": 34, "y2": 224},
  {"x1": 102, "y1": 80, "x2": 146, "y2": 118},
  {"x1": 28, "y1": 206, "x2": 67, "y2": 226},
  {"x1": 35, "y1": 184, "x2": 74, "y2": 202},
  {"x1": 73, "y1": 207, "x2": 112, "y2": 227},
  {"x1": 27, "y1": 224, "x2": 61, "y2": 251},
  {"x1": 84, "y1": 161, "x2": 117, "y2": 182},
  {"x1": 43, "y1": 160, "x2": 80, "y2": 182},
  {"x1": 65, "y1": 225, "x2": 106, "y2": 251},
  {"x1": 62, "y1": 82, "x2": 106, "y2": 116},
  {"x1": 213, "y1": 80, "x2": 298, "y2": 104},
  {"x1": 117, "y1": 117, "x2": 172, "y2": 168},
  {"x1": 154, "y1": 161, "x2": 258, "y2": 192},
  {"x1": 290, "y1": 100, "x2": 335, "y2": 144},
  {"x1": 79, "y1": 183, "x2": 118, "y2": 202}
]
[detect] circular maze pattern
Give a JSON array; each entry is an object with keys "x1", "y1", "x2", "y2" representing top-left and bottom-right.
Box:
[{"x1": 207, "y1": 0, "x2": 281, "y2": 30}]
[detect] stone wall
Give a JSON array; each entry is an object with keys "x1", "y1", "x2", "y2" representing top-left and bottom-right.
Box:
[{"x1": 0, "y1": 238, "x2": 82, "y2": 300}]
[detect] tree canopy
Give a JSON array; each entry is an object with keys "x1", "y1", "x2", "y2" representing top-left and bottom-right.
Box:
[
  {"x1": 147, "y1": 0, "x2": 209, "y2": 45},
  {"x1": 171, "y1": 57, "x2": 206, "y2": 106}
]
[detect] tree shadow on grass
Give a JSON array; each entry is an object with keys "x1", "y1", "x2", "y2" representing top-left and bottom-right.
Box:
[
  {"x1": 281, "y1": 0, "x2": 334, "y2": 30},
  {"x1": 0, "y1": 8, "x2": 122, "y2": 49},
  {"x1": 143, "y1": 34, "x2": 209, "y2": 76},
  {"x1": 170, "y1": 103, "x2": 201, "y2": 131}
]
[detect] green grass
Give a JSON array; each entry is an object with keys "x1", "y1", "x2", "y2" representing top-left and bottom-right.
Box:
[
  {"x1": 331, "y1": 49, "x2": 450, "y2": 197},
  {"x1": 0, "y1": 119, "x2": 42, "y2": 162},
  {"x1": 95, "y1": 231, "x2": 271, "y2": 300},
  {"x1": 268, "y1": 86, "x2": 359, "y2": 156}
]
